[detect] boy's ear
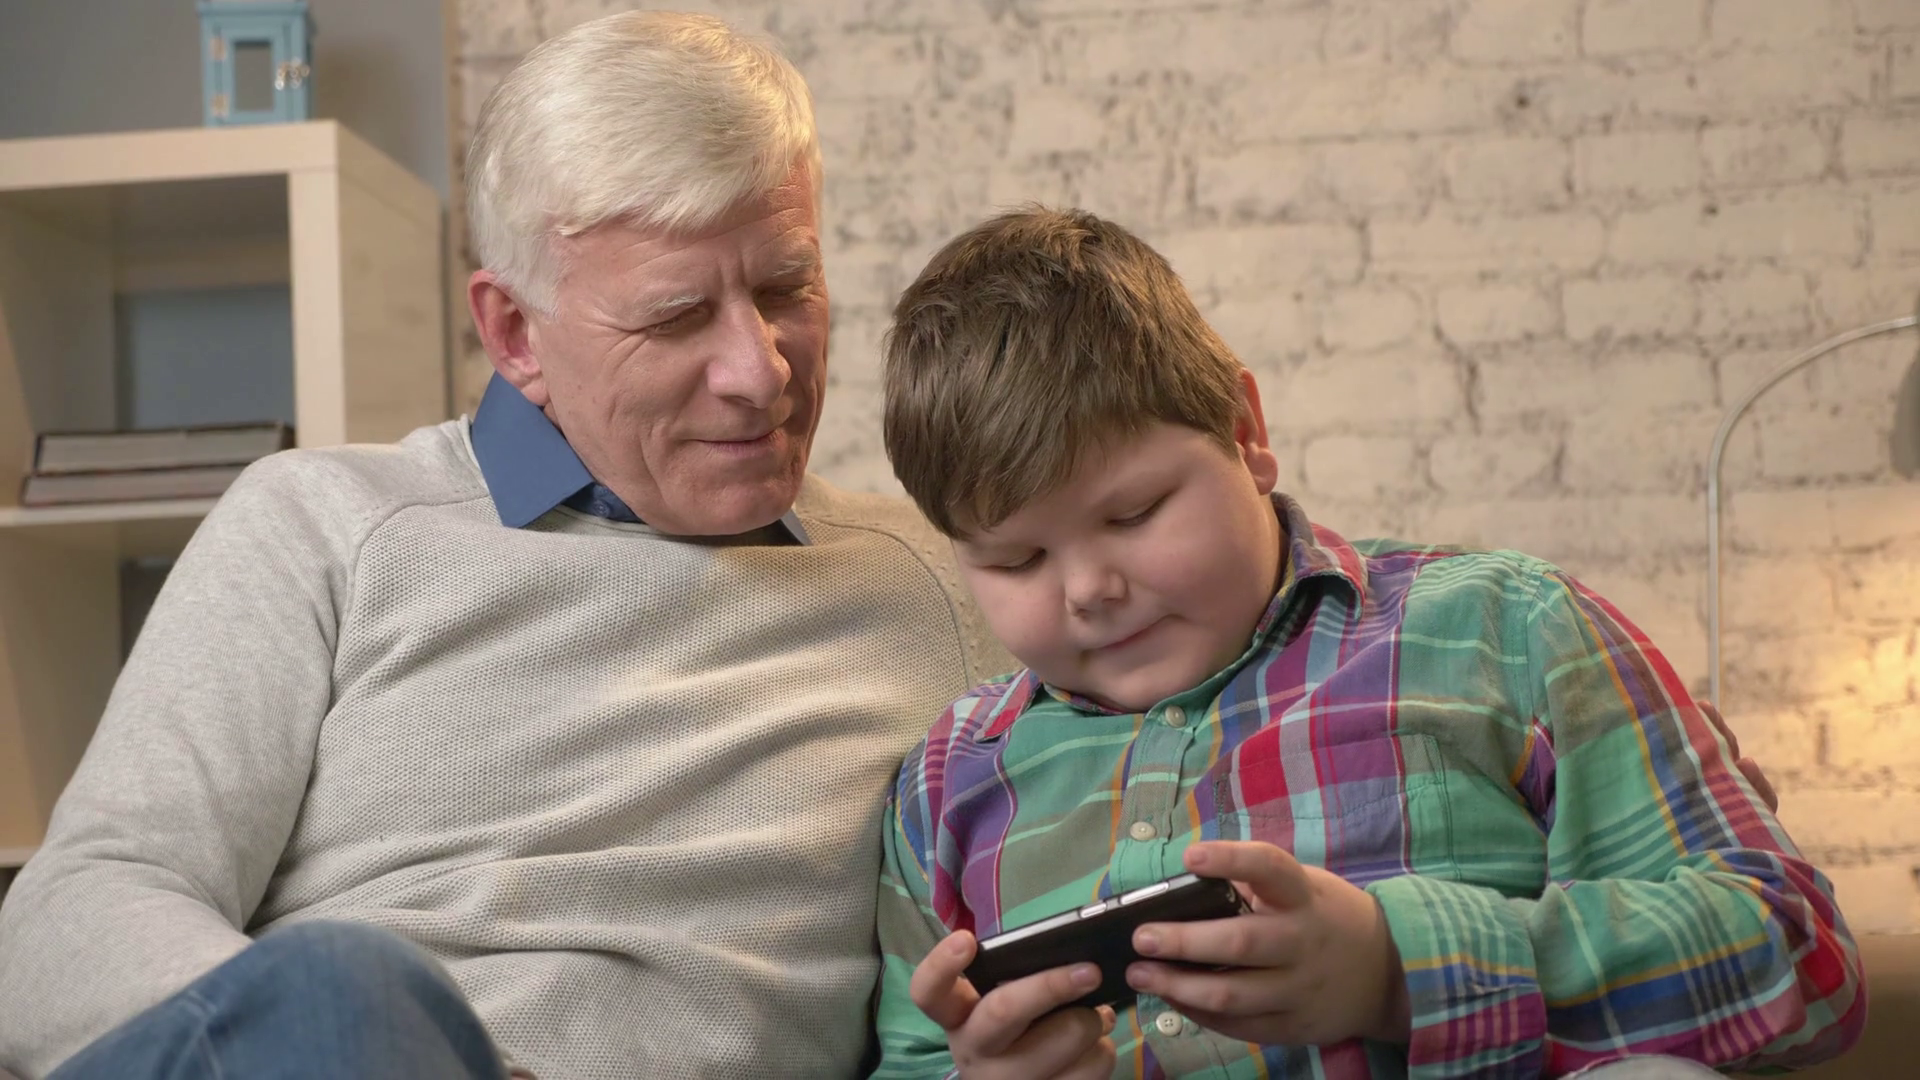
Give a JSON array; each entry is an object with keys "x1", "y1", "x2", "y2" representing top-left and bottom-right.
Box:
[{"x1": 1232, "y1": 369, "x2": 1282, "y2": 496}]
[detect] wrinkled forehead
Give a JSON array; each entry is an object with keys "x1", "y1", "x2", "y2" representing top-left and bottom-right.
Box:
[{"x1": 550, "y1": 174, "x2": 824, "y2": 300}]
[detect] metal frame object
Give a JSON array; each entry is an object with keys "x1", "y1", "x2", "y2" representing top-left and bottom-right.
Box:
[
  {"x1": 198, "y1": 1, "x2": 314, "y2": 126},
  {"x1": 1705, "y1": 313, "x2": 1920, "y2": 707}
]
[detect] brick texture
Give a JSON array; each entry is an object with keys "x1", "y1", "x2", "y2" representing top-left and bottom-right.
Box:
[{"x1": 449, "y1": 0, "x2": 1920, "y2": 927}]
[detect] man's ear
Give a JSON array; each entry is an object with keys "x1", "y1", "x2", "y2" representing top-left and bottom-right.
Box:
[
  {"x1": 1232, "y1": 369, "x2": 1281, "y2": 496},
  {"x1": 468, "y1": 270, "x2": 550, "y2": 408}
]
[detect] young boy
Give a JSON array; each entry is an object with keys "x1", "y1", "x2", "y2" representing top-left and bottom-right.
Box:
[{"x1": 869, "y1": 207, "x2": 1863, "y2": 1079}]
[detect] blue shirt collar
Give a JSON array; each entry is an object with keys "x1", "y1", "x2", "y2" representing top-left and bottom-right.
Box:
[
  {"x1": 469, "y1": 374, "x2": 809, "y2": 544},
  {"x1": 471, "y1": 374, "x2": 593, "y2": 528}
]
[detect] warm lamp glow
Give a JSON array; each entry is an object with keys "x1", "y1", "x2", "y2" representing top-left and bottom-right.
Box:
[{"x1": 1707, "y1": 313, "x2": 1920, "y2": 707}]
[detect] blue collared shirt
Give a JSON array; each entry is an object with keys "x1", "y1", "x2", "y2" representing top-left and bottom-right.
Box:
[{"x1": 469, "y1": 374, "x2": 809, "y2": 543}]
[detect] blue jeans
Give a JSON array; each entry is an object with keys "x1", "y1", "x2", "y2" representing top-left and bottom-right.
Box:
[{"x1": 48, "y1": 921, "x2": 507, "y2": 1080}]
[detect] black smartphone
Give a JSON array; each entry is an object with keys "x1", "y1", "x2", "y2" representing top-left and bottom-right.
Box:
[{"x1": 962, "y1": 872, "x2": 1249, "y2": 1010}]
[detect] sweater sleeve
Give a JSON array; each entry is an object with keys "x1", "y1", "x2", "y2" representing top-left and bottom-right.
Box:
[
  {"x1": 1367, "y1": 565, "x2": 1864, "y2": 1078},
  {"x1": 0, "y1": 452, "x2": 361, "y2": 1077}
]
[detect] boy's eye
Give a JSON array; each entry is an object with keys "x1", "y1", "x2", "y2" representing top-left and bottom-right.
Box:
[
  {"x1": 994, "y1": 550, "x2": 1045, "y2": 573},
  {"x1": 1112, "y1": 496, "x2": 1166, "y2": 528}
]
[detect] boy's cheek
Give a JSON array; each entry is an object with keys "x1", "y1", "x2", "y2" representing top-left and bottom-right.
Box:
[{"x1": 971, "y1": 584, "x2": 1057, "y2": 662}]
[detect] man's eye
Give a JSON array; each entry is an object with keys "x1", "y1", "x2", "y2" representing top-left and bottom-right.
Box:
[
  {"x1": 648, "y1": 308, "x2": 699, "y2": 335},
  {"x1": 760, "y1": 283, "x2": 813, "y2": 304}
]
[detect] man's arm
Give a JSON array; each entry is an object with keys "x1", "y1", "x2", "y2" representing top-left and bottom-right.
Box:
[
  {"x1": 0, "y1": 454, "x2": 357, "y2": 1077},
  {"x1": 1367, "y1": 565, "x2": 1864, "y2": 1078}
]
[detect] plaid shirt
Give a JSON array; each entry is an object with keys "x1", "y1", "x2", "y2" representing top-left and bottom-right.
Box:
[{"x1": 874, "y1": 496, "x2": 1863, "y2": 1079}]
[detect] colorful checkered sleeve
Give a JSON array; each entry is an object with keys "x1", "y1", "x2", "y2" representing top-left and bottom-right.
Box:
[
  {"x1": 1372, "y1": 565, "x2": 1866, "y2": 1078},
  {"x1": 873, "y1": 743, "x2": 963, "y2": 1080}
]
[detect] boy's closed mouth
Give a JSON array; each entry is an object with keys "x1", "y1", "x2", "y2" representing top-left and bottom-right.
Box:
[{"x1": 1095, "y1": 617, "x2": 1165, "y2": 653}]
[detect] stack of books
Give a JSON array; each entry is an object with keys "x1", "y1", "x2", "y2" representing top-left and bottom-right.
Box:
[{"x1": 19, "y1": 422, "x2": 293, "y2": 507}]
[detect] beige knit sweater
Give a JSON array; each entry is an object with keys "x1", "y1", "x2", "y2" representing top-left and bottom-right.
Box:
[{"x1": 0, "y1": 419, "x2": 1011, "y2": 1079}]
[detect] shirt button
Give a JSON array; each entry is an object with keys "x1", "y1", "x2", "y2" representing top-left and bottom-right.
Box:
[
  {"x1": 1154, "y1": 1011, "x2": 1185, "y2": 1036},
  {"x1": 1164, "y1": 705, "x2": 1188, "y2": 728},
  {"x1": 1129, "y1": 820, "x2": 1157, "y2": 842}
]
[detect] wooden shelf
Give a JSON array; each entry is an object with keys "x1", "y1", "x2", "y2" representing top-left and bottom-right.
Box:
[
  {"x1": 0, "y1": 122, "x2": 436, "y2": 222},
  {"x1": 0, "y1": 498, "x2": 219, "y2": 529},
  {"x1": 0, "y1": 122, "x2": 447, "y2": 853},
  {"x1": 0, "y1": 120, "x2": 447, "y2": 449},
  {"x1": 0, "y1": 123, "x2": 434, "y2": 304},
  {"x1": 0, "y1": 500, "x2": 218, "y2": 560},
  {"x1": 0, "y1": 844, "x2": 34, "y2": 869},
  {"x1": 0, "y1": 175, "x2": 288, "y2": 256}
]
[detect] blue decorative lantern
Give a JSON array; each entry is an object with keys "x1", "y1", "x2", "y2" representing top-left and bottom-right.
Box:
[{"x1": 198, "y1": 1, "x2": 315, "y2": 126}]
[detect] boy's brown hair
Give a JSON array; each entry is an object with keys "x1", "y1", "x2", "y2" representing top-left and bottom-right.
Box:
[{"x1": 883, "y1": 205, "x2": 1248, "y2": 537}]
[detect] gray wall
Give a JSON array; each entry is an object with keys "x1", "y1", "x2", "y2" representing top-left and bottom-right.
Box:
[
  {"x1": 0, "y1": 0, "x2": 450, "y2": 195},
  {"x1": 115, "y1": 285, "x2": 295, "y2": 429},
  {"x1": 0, "y1": 0, "x2": 450, "y2": 434},
  {"x1": 0, "y1": 3, "x2": 203, "y2": 143}
]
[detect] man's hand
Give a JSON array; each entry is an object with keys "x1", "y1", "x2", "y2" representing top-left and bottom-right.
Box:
[
  {"x1": 1700, "y1": 701, "x2": 1778, "y2": 812},
  {"x1": 1125, "y1": 841, "x2": 1410, "y2": 1048},
  {"x1": 910, "y1": 929, "x2": 1118, "y2": 1079}
]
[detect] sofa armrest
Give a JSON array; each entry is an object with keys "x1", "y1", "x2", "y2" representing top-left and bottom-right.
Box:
[{"x1": 1748, "y1": 932, "x2": 1920, "y2": 1079}]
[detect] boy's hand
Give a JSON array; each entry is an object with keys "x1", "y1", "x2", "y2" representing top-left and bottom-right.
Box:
[
  {"x1": 910, "y1": 929, "x2": 1118, "y2": 1079},
  {"x1": 1125, "y1": 841, "x2": 1412, "y2": 1048},
  {"x1": 1699, "y1": 700, "x2": 1778, "y2": 812}
]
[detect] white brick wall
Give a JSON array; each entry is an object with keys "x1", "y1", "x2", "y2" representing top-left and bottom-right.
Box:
[
  {"x1": 1436, "y1": 282, "x2": 1560, "y2": 345},
  {"x1": 1575, "y1": 130, "x2": 1702, "y2": 198},
  {"x1": 1564, "y1": 275, "x2": 1699, "y2": 341},
  {"x1": 1582, "y1": 0, "x2": 1706, "y2": 56},
  {"x1": 450, "y1": 0, "x2": 1920, "y2": 927}
]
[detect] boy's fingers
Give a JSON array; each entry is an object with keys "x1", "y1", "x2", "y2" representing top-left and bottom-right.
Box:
[
  {"x1": 1712, "y1": 699, "x2": 1781, "y2": 807},
  {"x1": 962, "y1": 963, "x2": 1102, "y2": 1057},
  {"x1": 1699, "y1": 700, "x2": 1741, "y2": 758},
  {"x1": 991, "y1": 1007, "x2": 1110, "y2": 1078},
  {"x1": 1186, "y1": 841, "x2": 1311, "y2": 910},
  {"x1": 1699, "y1": 701, "x2": 1780, "y2": 812},
  {"x1": 1127, "y1": 962, "x2": 1296, "y2": 1018},
  {"x1": 1056, "y1": 1034, "x2": 1119, "y2": 1080},
  {"x1": 1134, "y1": 910, "x2": 1297, "y2": 968},
  {"x1": 909, "y1": 931, "x2": 981, "y2": 1030},
  {"x1": 1740, "y1": 756, "x2": 1779, "y2": 813}
]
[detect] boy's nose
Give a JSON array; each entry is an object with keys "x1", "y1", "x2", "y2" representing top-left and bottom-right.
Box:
[{"x1": 1063, "y1": 561, "x2": 1126, "y2": 615}]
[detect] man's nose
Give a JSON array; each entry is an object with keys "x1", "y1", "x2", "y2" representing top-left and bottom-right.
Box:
[{"x1": 706, "y1": 302, "x2": 790, "y2": 409}]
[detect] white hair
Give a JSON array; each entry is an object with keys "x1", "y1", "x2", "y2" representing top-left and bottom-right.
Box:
[{"x1": 466, "y1": 11, "x2": 821, "y2": 313}]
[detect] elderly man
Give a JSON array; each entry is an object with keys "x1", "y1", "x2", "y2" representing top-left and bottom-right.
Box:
[
  {"x1": 0, "y1": 13, "x2": 1005, "y2": 1080},
  {"x1": 0, "y1": 10, "x2": 1777, "y2": 1080}
]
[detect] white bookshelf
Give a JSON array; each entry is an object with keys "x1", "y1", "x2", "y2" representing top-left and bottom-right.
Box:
[
  {"x1": 0, "y1": 499, "x2": 220, "y2": 529},
  {"x1": 0, "y1": 122, "x2": 446, "y2": 857}
]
